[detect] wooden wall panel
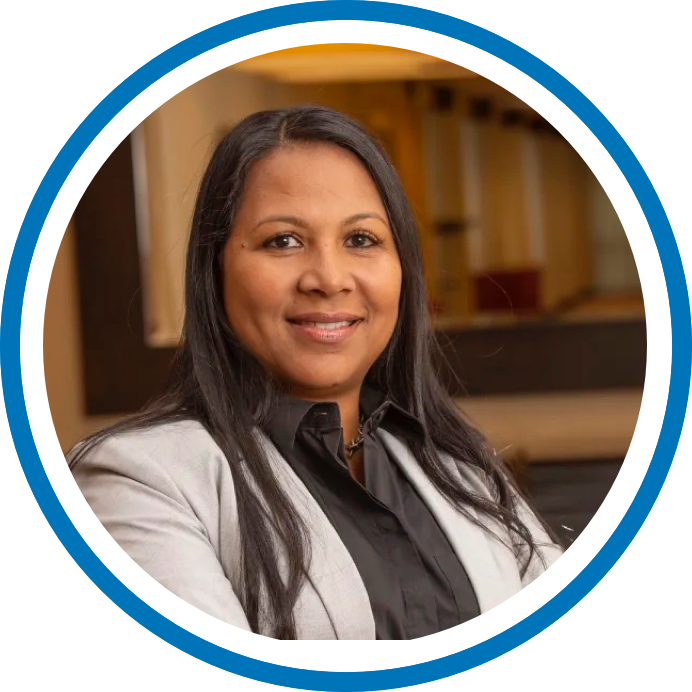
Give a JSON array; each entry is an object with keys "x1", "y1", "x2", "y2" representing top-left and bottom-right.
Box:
[{"x1": 72, "y1": 136, "x2": 175, "y2": 415}]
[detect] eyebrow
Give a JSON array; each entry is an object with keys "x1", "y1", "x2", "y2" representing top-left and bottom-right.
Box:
[
  {"x1": 343, "y1": 212, "x2": 389, "y2": 227},
  {"x1": 252, "y1": 211, "x2": 389, "y2": 232}
]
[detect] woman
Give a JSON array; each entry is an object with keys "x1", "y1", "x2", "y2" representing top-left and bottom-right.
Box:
[{"x1": 70, "y1": 105, "x2": 561, "y2": 640}]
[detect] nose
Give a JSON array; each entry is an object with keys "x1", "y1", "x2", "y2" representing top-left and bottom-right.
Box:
[{"x1": 296, "y1": 243, "x2": 356, "y2": 297}]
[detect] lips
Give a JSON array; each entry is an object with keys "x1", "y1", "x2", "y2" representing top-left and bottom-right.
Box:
[
  {"x1": 287, "y1": 313, "x2": 364, "y2": 343},
  {"x1": 294, "y1": 319, "x2": 356, "y2": 330},
  {"x1": 287, "y1": 313, "x2": 363, "y2": 327}
]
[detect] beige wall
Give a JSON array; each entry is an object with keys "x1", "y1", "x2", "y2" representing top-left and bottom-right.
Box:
[{"x1": 43, "y1": 222, "x2": 120, "y2": 451}]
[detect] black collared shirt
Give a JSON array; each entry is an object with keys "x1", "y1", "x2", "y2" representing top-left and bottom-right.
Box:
[{"x1": 264, "y1": 387, "x2": 480, "y2": 639}]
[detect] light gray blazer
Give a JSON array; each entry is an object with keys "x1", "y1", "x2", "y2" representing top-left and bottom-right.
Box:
[{"x1": 72, "y1": 420, "x2": 561, "y2": 639}]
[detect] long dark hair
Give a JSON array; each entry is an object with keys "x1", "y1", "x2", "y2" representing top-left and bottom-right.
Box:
[{"x1": 70, "y1": 105, "x2": 546, "y2": 639}]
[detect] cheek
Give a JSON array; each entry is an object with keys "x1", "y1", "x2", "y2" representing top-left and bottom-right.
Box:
[
  {"x1": 223, "y1": 253, "x2": 289, "y2": 333},
  {"x1": 366, "y1": 258, "x2": 403, "y2": 324}
]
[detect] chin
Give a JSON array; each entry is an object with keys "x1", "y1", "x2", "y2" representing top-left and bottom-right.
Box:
[
  {"x1": 280, "y1": 363, "x2": 365, "y2": 398},
  {"x1": 290, "y1": 375, "x2": 353, "y2": 394}
]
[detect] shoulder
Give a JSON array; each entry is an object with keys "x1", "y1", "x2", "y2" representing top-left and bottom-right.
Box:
[
  {"x1": 70, "y1": 419, "x2": 234, "y2": 504},
  {"x1": 71, "y1": 419, "x2": 222, "y2": 468},
  {"x1": 383, "y1": 431, "x2": 564, "y2": 575}
]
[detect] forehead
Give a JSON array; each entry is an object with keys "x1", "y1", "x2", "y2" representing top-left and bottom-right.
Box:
[{"x1": 238, "y1": 142, "x2": 386, "y2": 219}]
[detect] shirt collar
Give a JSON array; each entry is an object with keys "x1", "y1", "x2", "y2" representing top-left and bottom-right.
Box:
[
  {"x1": 264, "y1": 396, "x2": 338, "y2": 455},
  {"x1": 359, "y1": 384, "x2": 426, "y2": 442},
  {"x1": 263, "y1": 384, "x2": 425, "y2": 453}
]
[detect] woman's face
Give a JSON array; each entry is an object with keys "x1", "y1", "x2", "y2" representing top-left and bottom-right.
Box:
[{"x1": 222, "y1": 142, "x2": 402, "y2": 401}]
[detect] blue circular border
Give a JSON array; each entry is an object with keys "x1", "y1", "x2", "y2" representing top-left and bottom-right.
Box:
[{"x1": 2, "y1": 2, "x2": 690, "y2": 690}]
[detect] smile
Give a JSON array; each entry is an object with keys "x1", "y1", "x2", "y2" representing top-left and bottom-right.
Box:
[
  {"x1": 287, "y1": 317, "x2": 363, "y2": 343},
  {"x1": 292, "y1": 320, "x2": 358, "y2": 329}
]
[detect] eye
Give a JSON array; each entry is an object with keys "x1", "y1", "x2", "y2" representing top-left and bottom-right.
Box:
[
  {"x1": 263, "y1": 233, "x2": 302, "y2": 250},
  {"x1": 345, "y1": 231, "x2": 380, "y2": 248}
]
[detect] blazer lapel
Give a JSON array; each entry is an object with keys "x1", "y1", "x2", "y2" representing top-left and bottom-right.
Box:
[
  {"x1": 378, "y1": 430, "x2": 522, "y2": 612},
  {"x1": 262, "y1": 436, "x2": 376, "y2": 640}
]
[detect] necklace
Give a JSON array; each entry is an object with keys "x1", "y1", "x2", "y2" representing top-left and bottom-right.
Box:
[{"x1": 344, "y1": 417, "x2": 365, "y2": 458}]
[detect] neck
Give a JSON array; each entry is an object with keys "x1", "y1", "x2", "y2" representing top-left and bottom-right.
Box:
[
  {"x1": 336, "y1": 389, "x2": 366, "y2": 485},
  {"x1": 337, "y1": 389, "x2": 362, "y2": 447}
]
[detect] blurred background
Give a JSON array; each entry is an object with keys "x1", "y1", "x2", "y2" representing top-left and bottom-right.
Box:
[{"x1": 44, "y1": 44, "x2": 644, "y2": 546}]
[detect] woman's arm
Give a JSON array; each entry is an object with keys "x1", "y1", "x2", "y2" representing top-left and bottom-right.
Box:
[{"x1": 71, "y1": 435, "x2": 252, "y2": 630}]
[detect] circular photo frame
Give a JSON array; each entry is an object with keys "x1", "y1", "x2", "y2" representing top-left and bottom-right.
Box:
[{"x1": 2, "y1": 3, "x2": 690, "y2": 690}]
